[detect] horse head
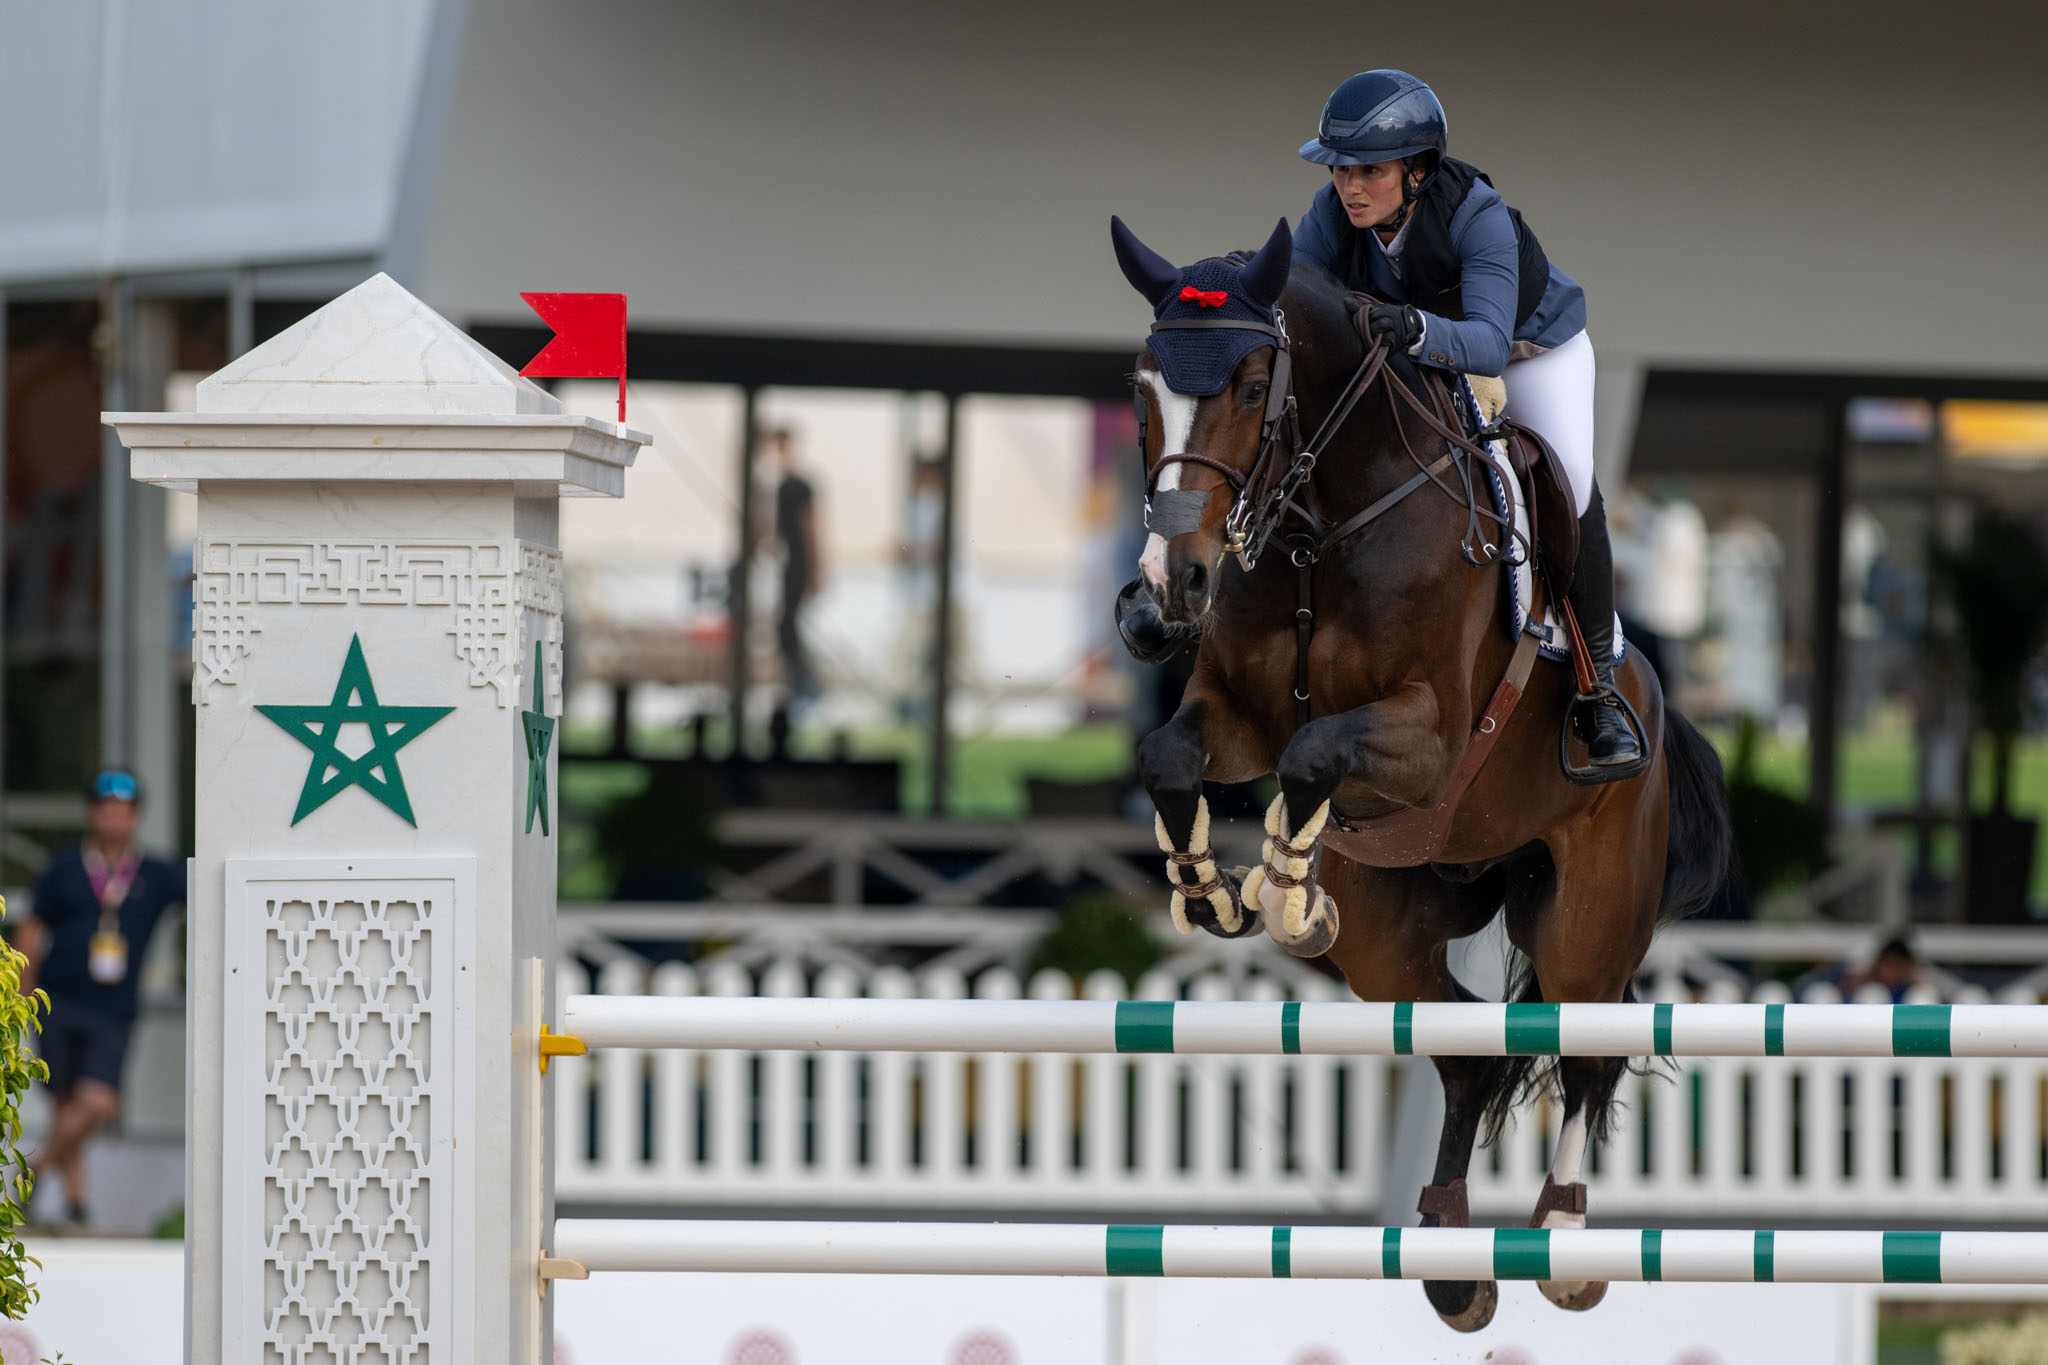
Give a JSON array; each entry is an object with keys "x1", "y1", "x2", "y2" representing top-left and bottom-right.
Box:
[{"x1": 1113, "y1": 215, "x2": 1293, "y2": 624}]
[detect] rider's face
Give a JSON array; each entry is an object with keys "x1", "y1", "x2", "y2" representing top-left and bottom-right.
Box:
[{"x1": 1332, "y1": 160, "x2": 1420, "y2": 230}]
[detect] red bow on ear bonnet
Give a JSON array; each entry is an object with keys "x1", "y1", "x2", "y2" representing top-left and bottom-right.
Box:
[{"x1": 1179, "y1": 286, "x2": 1228, "y2": 308}]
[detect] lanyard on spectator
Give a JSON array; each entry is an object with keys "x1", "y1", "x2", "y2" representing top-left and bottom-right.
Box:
[{"x1": 83, "y1": 847, "x2": 137, "y2": 985}]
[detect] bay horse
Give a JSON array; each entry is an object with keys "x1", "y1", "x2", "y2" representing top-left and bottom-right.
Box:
[{"x1": 1116, "y1": 216, "x2": 1732, "y2": 1332}]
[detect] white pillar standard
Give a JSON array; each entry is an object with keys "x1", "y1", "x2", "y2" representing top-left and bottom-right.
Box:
[{"x1": 108, "y1": 273, "x2": 645, "y2": 1365}]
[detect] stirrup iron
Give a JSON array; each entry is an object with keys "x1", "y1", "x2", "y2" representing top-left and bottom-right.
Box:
[{"x1": 1560, "y1": 684, "x2": 1651, "y2": 786}]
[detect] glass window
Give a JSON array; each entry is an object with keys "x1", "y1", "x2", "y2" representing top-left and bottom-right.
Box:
[{"x1": 951, "y1": 394, "x2": 1137, "y2": 816}]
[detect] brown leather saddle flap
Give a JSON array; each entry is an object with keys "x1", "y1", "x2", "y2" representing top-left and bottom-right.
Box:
[{"x1": 1504, "y1": 420, "x2": 1578, "y2": 598}]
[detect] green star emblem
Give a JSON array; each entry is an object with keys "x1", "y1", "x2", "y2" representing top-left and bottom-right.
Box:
[
  {"x1": 522, "y1": 639, "x2": 556, "y2": 835},
  {"x1": 257, "y1": 634, "x2": 453, "y2": 826}
]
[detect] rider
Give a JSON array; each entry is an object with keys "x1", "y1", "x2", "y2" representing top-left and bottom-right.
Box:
[{"x1": 1116, "y1": 68, "x2": 1641, "y2": 770}]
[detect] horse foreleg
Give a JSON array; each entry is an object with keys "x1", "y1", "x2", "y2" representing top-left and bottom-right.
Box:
[
  {"x1": 1247, "y1": 689, "x2": 1446, "y2": 956},
  {"x1": 1136, "y1": 694, "x2": 1259, "y2": 939}
]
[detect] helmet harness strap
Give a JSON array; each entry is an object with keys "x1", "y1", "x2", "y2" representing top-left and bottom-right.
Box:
[{"x1": 1376, "y1": 156, "x2": 1429, "y2": 235}]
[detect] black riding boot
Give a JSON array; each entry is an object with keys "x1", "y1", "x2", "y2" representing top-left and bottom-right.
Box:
[
  {"x1": 1115, "y1": 576, "x2": 1198, "y2": 665},
  {"x1": 1564, "y1": 485, "x2": 1644, "y2": 771}
]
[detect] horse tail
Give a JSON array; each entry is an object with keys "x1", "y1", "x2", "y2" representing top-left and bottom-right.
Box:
[
  {"x1": 1480, "y1": 708, "x2": 1733, "y2": 1148},
  {"x1": 1657, "y1": 707, "x2": 1733, "y2": 924}
]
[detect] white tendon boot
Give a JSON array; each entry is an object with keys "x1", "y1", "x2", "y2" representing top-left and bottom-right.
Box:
[
  {"x1": 1533, "y1": 1110, "x2": 1607, "y2": 1311},
  {"x1": 1242, "y1": 794, "x2": 1338, "y2": 957},
  {"x1": 1154, "y1": 797, "x2": 1252, "y2": 937}
]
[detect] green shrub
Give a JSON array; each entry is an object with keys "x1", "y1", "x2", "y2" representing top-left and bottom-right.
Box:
[
  {"x1": 1940, "y1": 1310, "x2": 2048, "y2": 1365},
  {"x1": 1725, "y1": 716, "x2": 1831, "y2": 895},
  {"x1": 1027, "y1": 892, "x2": 1164, "y2": 990},
  {"x1": 590, "y1": 769, "x2": 724, "y2": 900},
  {"x1": 0, "y1": 895, "x2": 48, "y2": 1319}
]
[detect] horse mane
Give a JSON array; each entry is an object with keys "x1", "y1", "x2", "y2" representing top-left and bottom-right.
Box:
[{"x1": 1276, "y1": 256, "x2": 1437, "y2": 405}]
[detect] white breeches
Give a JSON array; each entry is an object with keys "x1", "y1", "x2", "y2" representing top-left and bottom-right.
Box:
[{"x1": 1502, "y1": 329, "x2": 1596, "y2": 518}]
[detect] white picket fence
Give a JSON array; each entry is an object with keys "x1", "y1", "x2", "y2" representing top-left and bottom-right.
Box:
[{"x1": 552, "y1": 959, "x2": 2048, "y2": 1224}]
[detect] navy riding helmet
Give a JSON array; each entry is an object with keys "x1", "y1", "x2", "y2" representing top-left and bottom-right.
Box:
[{"x1": 1299, "y1": 69, "x2": 1447, "y2": 167}]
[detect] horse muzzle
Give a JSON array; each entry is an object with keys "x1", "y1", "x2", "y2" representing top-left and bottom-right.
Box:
[{"x1": 1161, "y1": 552, "x2": 1214, "y2": 623}]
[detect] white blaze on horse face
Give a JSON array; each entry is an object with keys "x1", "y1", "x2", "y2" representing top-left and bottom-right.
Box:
[{"x1": 1137, "y1": 370, "x2": 1200, "y2": 589}]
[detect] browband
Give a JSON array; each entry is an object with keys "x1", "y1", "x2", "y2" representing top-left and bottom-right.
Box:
[{"x1": 1149, "y1": 317, "x2": 1283, "y2": 337}]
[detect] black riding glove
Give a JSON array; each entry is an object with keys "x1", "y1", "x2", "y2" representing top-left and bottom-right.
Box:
[{"x1": 1353, "y1": 300, "x2": 1423, "y2": 353}]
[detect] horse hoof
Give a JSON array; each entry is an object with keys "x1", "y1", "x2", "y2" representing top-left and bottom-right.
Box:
[
  {"x1": 1426, "y1": 1278, "x2": 1497, "y2": 1333},
  {"x1": 1539, "y1": 1278, "x2": 1609, "y2": 1312},
  {"x1": 1263, "y1": 883, "x2": 1338, "y2": 957}
]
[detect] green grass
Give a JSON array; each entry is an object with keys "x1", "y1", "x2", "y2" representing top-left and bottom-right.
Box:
[
  {"x1": 1709, "y1": 726, "x2": 2048, "y2": 815},
  {"x1": 557, "y1": 714, "x2": 2048, "y2": 900},
  {"x1": 554, "y1": 721, "x2": 1137, "y2": 895},
  {"x1": 1707, "y1": 727, "x2": 2048, "y2": 902},
  {"x1": 560, "y1": 718, "x2": 1134, "y2": 819}
]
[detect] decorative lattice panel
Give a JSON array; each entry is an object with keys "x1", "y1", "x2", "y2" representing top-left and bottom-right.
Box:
[
  {"x1": 192, "y1": 539, "x2": 563, "y2": 709},
  {"x1": 226, "y1": 862, "x2": 472, "y2": 1365}
]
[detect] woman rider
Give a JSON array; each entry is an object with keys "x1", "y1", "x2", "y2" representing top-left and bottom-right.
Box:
[{"x1": 1117, "y1": 68, "x2": 1640, "y2": 770}]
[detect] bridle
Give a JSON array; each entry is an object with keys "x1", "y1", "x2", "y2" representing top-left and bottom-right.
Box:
[
  {"x1": 1138, "y1": 292, "x2": 1534, "y2": 724},
  {"x1": 1140, "y1": 299, "x2": 1526, "y2": 576},
  {"x1": 1139, "y1": 310, "x2": 1298, "y2": 542}
]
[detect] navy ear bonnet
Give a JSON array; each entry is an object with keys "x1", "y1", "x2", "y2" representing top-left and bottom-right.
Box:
[{"x1": 1111, "y1": 216, "x2": 1292, "y2": 398}]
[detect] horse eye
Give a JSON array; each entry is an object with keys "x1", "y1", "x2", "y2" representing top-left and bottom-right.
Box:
[{"x1": 1243, "y1": 382, "x2": 1268, "y2": 407}]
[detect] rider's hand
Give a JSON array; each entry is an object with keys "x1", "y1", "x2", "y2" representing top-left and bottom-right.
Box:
[{"x1": 1353, "y1": 300, "x2": 1423, "y2": 353}]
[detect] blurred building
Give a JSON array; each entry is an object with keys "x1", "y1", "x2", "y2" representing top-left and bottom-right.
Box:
[{"x1": 4, "y1": 0, "x2": 2047, "y2": 891}]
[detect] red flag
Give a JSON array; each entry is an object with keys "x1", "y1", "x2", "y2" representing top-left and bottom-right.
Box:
[{"x1": 519, "y1": 291, "x2": 628, "y2": 420}]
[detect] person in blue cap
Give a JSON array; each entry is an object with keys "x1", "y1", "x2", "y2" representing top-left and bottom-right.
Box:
[
  {"x1": 19, "y1": 769, "x2": 185, "y2": 1230},
  {"x1": 1118, "y1": 69, "x2": 1639, "y2": 770}
]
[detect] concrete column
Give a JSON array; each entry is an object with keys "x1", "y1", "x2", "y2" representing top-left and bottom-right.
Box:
[
  {"x1": 123, "y1": 297, "x2": 177, "y2": 853},
  {"x1": 1593, "y1": 348, "x2": 1645, "y2": 491}
]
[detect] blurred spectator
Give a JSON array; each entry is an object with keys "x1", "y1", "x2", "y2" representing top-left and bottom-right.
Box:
[
  {"x1": 1639, "y1": 490, "x2": 1709, "y2": 639},
  {"x1": 20, "y1": 770, "x2": 185, "y2": 1230},
  {"x1": 893, "y1": 452, "x2": 946, "y2": 720},
  {"x1": 764, "y1": 427, "x2": 821, "y2": 709},
  {"x1": 1808, "y1": 933, "x2": 1926, "y2": 1003}
]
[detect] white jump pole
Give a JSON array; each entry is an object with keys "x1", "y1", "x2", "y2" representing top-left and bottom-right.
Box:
[
  {"x1": 552, "y1": 1219, "x2": 2048, "y2": 1285},
  {"x1": 559, "y1": 994, "x2": 2048, "y2": 1058}
]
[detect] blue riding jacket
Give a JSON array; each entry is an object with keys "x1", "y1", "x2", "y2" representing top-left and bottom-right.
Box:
[{"x1": 1292, "y1": 179, "x2": 1586, "y2": 377}]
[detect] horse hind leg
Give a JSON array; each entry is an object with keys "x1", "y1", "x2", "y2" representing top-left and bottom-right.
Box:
[
  {"x1": 1532, "y1": 1053, "x2": 1626, "y2": 1312},
  {"x1": 1417, "y1": 1050, "x2": 1506, "y2": 1333}
]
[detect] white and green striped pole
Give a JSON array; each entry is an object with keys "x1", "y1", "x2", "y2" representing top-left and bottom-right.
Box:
[
  {"x1": 551, "y1": 1220, "x2": 2048, "y2": 1285},
  {"x1": 559, "y1": 996, "x2": 2048, "y2": 1058}
]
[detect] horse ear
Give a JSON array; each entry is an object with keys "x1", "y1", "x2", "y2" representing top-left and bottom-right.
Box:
[
  {"x1": 1237, "y1": 217, "x2": 1294, "y2": 310},
  {"x1": 1110, "y1": 215, "x2": 1180, "y2": 308}
]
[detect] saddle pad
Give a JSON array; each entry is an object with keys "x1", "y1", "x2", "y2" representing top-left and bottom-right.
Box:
[{"x1": 1455, "y1": 376, "x2": 1625, "y2": 667}]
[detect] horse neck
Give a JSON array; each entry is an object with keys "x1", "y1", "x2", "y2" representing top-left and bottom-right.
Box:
[
  {"x1": 1273, "y1": 280, "x2": 1445, "y2": 525},
  {"x1": 1303, "y1": 364, "x2": 1448, "y2": 538}
]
